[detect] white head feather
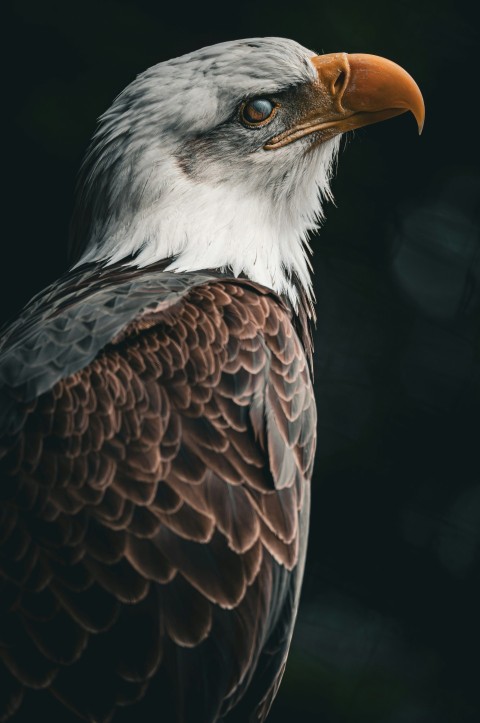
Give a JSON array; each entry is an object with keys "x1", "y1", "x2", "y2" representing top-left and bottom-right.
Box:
[{"x1": 71, "y1": 37, "x2": 341, "y2": 310}]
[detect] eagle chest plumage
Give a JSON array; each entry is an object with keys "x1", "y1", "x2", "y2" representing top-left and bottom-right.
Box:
[{"x1": 0, "y1": 265, "x2": 315, "y2": 722}]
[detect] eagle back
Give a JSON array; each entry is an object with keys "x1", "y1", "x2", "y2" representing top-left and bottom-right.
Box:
[{"x1": 0, "y1": 263, "x2": 316, "y2": 722}]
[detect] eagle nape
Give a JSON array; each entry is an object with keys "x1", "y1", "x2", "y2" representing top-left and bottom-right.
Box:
[{"x1": 0, "y1": 38, "x2": 424, "y2": 723}]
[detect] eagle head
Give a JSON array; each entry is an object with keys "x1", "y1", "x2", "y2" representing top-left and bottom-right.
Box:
[{"x1": 70, "y1": 37, "x2": 424, "y2": 309}]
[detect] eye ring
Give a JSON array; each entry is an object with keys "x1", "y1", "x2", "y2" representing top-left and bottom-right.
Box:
[{"x1": 240, "y1": 98, "x2": 278, "y2": 128}]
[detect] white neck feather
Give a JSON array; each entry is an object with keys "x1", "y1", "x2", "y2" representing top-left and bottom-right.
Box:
[{"x1": 75, "y1": 135, "x2": 340, "y2": 311}]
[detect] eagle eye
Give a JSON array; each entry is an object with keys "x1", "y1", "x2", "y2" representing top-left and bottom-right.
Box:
[{"x1": 240, "y1": 98, "x2": 277, "y2": 127}]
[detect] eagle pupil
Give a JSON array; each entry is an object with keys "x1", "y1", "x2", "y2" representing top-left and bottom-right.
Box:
[{"x1": 242, "y1": 98, "x2": 275, "y2": 125}]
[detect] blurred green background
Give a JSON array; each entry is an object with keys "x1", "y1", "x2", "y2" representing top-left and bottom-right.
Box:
[{"x1": 4, "y1": 0, "x2": 480, "y2": 721}]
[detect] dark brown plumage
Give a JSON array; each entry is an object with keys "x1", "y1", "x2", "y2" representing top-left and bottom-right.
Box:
[{"x1": 0, "y1": 263, "x2": 315, "y2": 722}]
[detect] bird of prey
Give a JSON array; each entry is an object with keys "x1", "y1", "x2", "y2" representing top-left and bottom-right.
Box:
[{"x1": 0, "y1": 38, "x2": 424, "y2": 723}]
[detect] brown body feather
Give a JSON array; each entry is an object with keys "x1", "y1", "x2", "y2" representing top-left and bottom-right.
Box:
[{"x1": 0, "y1": 269, "x2": 315, "y2": 722}]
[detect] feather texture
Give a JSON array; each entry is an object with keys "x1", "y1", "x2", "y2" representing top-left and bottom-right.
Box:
[{"x1": 0, "y1": 265, "x2": 315, "y2": 722}]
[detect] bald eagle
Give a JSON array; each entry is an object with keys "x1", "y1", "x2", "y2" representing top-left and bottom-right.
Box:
[{"x1": 0, "y1": 38, "x2": 424, "y2": 723}]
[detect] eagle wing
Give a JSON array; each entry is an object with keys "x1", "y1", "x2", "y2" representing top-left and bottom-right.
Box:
[{"x1": 0, "y1": 265, "x2": 316, "y2": 722}]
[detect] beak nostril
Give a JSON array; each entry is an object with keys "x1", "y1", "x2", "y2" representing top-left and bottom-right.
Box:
[{"x1": 333, "y1": 69, "x2": 346, "y2": 95}]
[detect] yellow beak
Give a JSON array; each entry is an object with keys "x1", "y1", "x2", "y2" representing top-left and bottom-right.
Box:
[{"x1": 265, "y1": 52, "x2": 425, "y2": 150}]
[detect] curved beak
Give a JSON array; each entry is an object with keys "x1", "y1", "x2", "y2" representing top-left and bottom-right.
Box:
[{"x1": 265, "y1": 52, "x2": 425, "y2": 150}]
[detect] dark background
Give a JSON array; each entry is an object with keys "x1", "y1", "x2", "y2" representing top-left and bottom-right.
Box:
[{"x1": 4, "y1": 1, "x2": 480, "y2": 721}]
